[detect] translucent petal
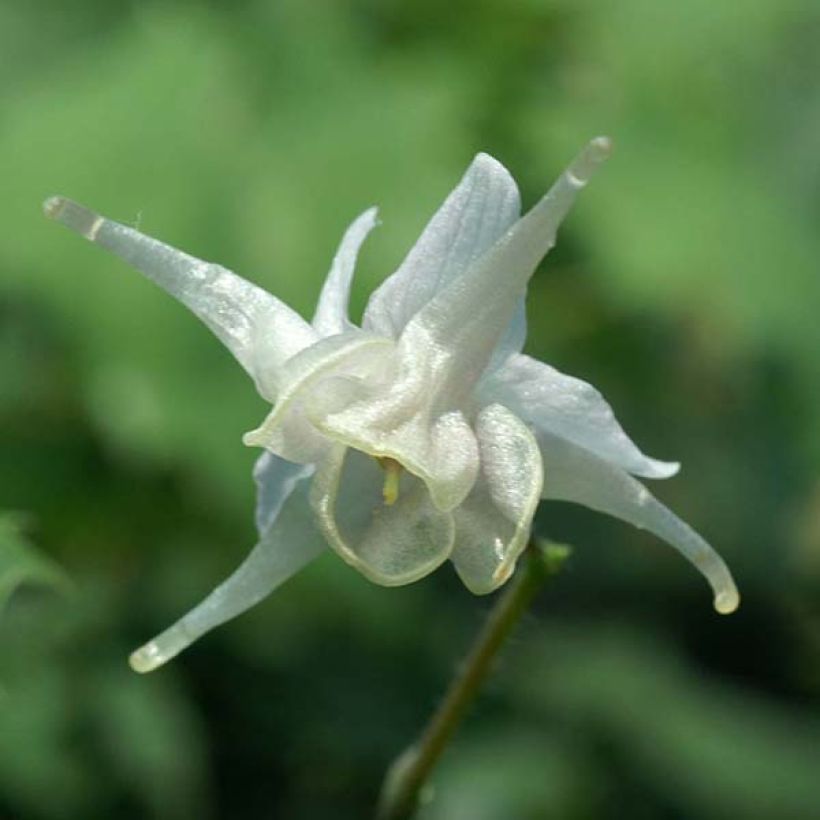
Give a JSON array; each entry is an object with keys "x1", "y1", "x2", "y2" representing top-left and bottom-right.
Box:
[
  {"x1": 252, "y1": 451, "x2": 314, "y2": 535},
  {"x1": 538, "y1": 430, "x2": 739, "y2": 614},
  {"x1": 128, "y1": 476, "x2": 322, "y2": 673},
  {"x1": 312, "y1": 208, "x2": 379, "y2": 337},
  {"x1": 451, "y1": 405, "x2": 543, "y2": 594},
  {"x1": 43, "y1": 196, "x2": 316, "y2": 400},
  {"x1": 397, "y1": 138, "x2": 612, "y2": 407},
  {"x1": 297, "y1": 322, "x2": 482, "y2": 511},
  {"x1": 481, "y1": 353, "x2": 679, "y2": 479},
  {"x1": 486, "y1": 298, "x2": 527, "y2": 373},
  {"x1": 243, "y1": 332, "x2": 394, "y2": 463},
  {"x1": 309, "y1": 373, "x2": 480, "y2": 512},
  {"x1": 310, "y1": 446, "x2": 455, "y2": 585},
  {"x1": 363, "y1": 153, "x2": 521, "y2": 338}
]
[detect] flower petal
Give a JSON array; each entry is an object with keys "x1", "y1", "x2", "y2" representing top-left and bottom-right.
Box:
[
  {"x1": 537, "y1": 430, "x2": 739, "y2": 614},
  {"x1": 243, "y1": 332, "x2": 394, "y2": 463},
  {"x1": 43, "y1": 196, "x2": 316, "y2": 400},
  {"x1": 310, "y1": 446, "x2": 455, "y2": 585},
  {"x1": 252, "y1": 451, "x2": 314, "y2": 534},
  {"x1": 363, "y1": 153, "x2": 521, "y2": 338},
  {"x1": 128, "y1": 474, "x2": 323, "y2": 673},
  {"x1": 451, "y1": 404, "x2": 543, "y2": 594},
  {"x1": 310, "y1": 382, "x2": 481, "y2": 513},
  {"x1": 312, "y1": 207, "x2": 379, "y2": 337},
  {"x1": 481, "y1": 353, "x2": 679, "y2": 479},
  {"x1": 487, "y1": 298, "x2": 527, "y2": 372},
  {"x1": 397, "y1": 138, "x2": 611, "y2": 407}
]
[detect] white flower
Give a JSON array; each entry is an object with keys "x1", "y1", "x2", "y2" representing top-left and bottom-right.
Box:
[{"x1": 44, "y1": 137, "x2": 739, "y2": 673}]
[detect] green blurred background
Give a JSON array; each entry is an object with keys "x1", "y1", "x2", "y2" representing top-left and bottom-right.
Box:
[{"x1": 2, "y1": 1, "x2": 820, "y2": 818}]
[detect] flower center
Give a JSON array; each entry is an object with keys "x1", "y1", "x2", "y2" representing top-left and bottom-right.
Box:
[{"x1": 376, "y1": 457, "x2": 403, "y2": 506}]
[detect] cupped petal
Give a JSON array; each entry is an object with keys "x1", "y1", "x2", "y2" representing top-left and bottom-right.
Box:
[
  {"x1": 128, "y1": 473, "x2": 323, "y2": 673},
  {"x1": 363, "y1": 153, "x2": 521, "y2": 338},
  {"x1": 312, "y1": 207, "x2": 379, "y2": 337},
  {"x1": 243, "y1": 331, "x2": 394, "y2": 463},
  {"x1": 43, "y1": 197, "x2": 316, "y2": 400},
  {"x1": 310, "y1": 446, "x2": 455, "y2": 585},
  {"x1": 397, "y1": 138, "x2": 612, "y2": 409},
  {"x1": 309, "y1": 379, "x2": 481, "y2": 512},
  {"x1": 304, "y1": 331, "x2": 482, "y2": 510},
  {"x1": 481, "y1": 353, "x2": 679, "y2": 479},
  {"x1": 537, "y1": 430, "x2": 739, "y2": 614},
  {"x1": 451, "y1": 404, "x2": 543, "y2": 594}
]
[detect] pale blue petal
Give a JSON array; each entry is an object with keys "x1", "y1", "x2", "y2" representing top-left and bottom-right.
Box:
[
  {"x1": 312, "y1": 208, "x2": 379, "y2": 337},
  {"x1": 486, "y1": 298, "x2": 527, "y2": 372},
  {"x1": 538, "y1": 430, "x2": 739, "y2": 614},
  {"x1": 43, "y1": 197, "x2": 316, "y2": 400},
  {"x1": 128, "y1": 475, "x2": 322, "y2": 673},
  {"x1": 363, "y1": 153, "x2": 521, "y2": 338},
  {"x1": 253, "y1": 450, "x2": 314, "y2": 534},
  {"x1": 480, "y1": 352, "x2": 679, "y2": 479},
  {"x1": 397, "y1": 139, "x2": 611, "y2": 405}
]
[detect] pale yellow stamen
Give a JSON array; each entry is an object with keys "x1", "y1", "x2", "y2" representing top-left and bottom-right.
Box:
[{"x1": 377, "y1": 457, "x2": 403, "y2": 506}]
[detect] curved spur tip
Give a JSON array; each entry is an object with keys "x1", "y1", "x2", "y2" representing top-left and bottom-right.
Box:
[
  {"x1": 42, "y1": 195, "x2": 104, "y2": 241},
  {"x1": 589, "y1": 135, "x2": 613, "y2": 159},
  {"x1": 43, "y1": 195, "x2": 67, "y2": 220},
  {"x1": 714, "y1": 586, "x2": 740, "y2": 615},
  {"x1": 569, "y1": 136, "x2": 614, "y2": 187},
  {"x1": 128, "y1": 641, "x2": 166, "y2": 674}
]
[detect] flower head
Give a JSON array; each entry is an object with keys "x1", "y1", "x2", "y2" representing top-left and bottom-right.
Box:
[{"x1": 44, "y1": 137, "x2": 739, "y2": 672}]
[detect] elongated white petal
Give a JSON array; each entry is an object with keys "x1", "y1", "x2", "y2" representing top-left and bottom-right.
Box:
[
  {"x1": 481, "y1": 353, "x2": 679, "y2": 479},
  {"x1": 398, "y1": 138, "x2": 612, "y2": 408},
  {"x1": 451, "y1": 405, "x2": 543, "y2": 593},
  {"x1": 538, "y1": 430, "x2": 739, "y2": 614},
  {"x1": 363, "y1": 153, "x2": 521, "y2": 338},
  {"x1": 312, "y1": 208, "x2": 379, "y2": 337},
  {"x1": 43, "y1": 196, "x2": 316, "y2": 399},
  {"x1": 244, "y1": 332, "x2": 394, "y2": 463},
  {"x1": 310, "y1": 446, "x2": 454, "y2": 585},
  {"x1": 129, "y1": 476, "x2": 323, "y2": 673}
]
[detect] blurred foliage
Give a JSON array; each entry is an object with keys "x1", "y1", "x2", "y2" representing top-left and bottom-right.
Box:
[
  {"x1": 0, "y1": 514, "x2": 66, "y2": 612},
  {"x1": 1, "y1": 0, "x2": 819, "y2": 818}
]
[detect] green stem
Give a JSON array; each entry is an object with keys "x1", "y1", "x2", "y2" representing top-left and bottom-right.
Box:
[{"x1": 376, "y1": 541, "x2": 571, "y2": 820}]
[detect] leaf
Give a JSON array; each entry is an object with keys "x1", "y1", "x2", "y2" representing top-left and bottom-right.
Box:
[
  {"x1": 512, "y1": 625, "x2": 820, "y2": 820},
  {"x1": 418, "y1": 728, "x2": 585, "y2": 820},
  {"x1": 88, "y1": 663, "x2": 212, "y2": 820},
  {"x1": 0, "y1": 514, "x2": 67, "y2": 613}
]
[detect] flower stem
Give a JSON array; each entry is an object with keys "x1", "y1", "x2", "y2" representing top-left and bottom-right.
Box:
[{"x1": 376, "y1": 540, "x2": 571, "y2": 820}]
